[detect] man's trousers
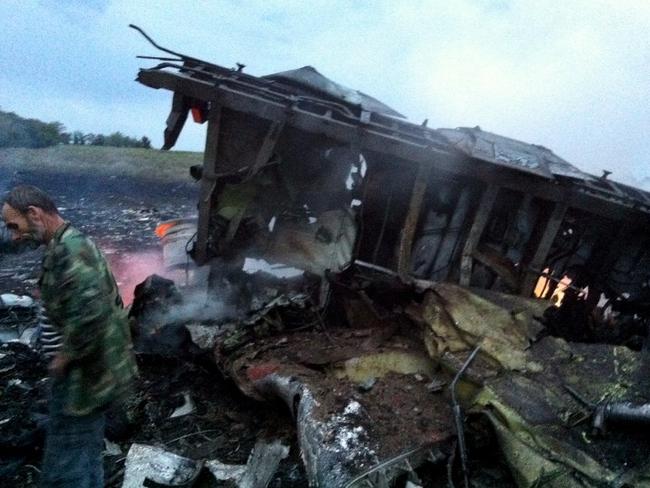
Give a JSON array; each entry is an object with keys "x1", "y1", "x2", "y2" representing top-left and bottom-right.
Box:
[{"x1": 40, "y1": 380, "x2": 105, "y2": 488}]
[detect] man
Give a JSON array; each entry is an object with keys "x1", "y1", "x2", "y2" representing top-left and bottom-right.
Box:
[{"x1": 2, "y1": 185, "x2": 137, "y2": 487}]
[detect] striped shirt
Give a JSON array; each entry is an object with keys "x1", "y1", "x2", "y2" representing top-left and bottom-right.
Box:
[{"x1": 38, "y1": 304, "x2": 62, "y2": 359}]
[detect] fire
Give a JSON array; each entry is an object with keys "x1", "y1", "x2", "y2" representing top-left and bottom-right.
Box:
[
  {"x1": 550, "y1": 275, "x2": 573, "y2": 307},
  {"x1": 533, "y1": 268, "x2": 573, "y2": 307},
  {"x1": 533, "y1": 268, "x2": 552, "y2": 299},
  {"x1": 155, "y1": 222, "x2": 176, "y2": 238}
]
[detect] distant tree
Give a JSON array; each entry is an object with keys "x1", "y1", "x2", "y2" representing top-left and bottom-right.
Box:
[
  {"x1": 72, "y1": 131, "x2": 85, "y2": 145},
  {"x1": 105, "y1": 131, "x2": 130, "y2": 147},
  {"x1": 0, "y1": 108, "x2": 153, "y2": 150},
  {"x1": 90, "y1": 134, "x2": 105, "y2": 146},
  {"x1": 139, "y1": 136, "x2": 152, "y2": 149},
  {"x1": 0, "y1": 109, "x2": 70, "y2": 148}
]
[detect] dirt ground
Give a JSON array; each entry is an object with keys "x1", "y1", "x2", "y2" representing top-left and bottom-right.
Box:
[
  {"x1": 0, "y1": 167, "x2": 308, "y2": 487},
  {"x1": 1, "y1": 167, "x2": 197, "y2": 296}
]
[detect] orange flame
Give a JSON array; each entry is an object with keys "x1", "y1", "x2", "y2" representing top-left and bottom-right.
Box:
[
  {"x1": 155, "y1": 222, "x2": 176, "y2": 238},
  {"x1": 533, "y1": 268, "x2": 574, "y2": 307}
]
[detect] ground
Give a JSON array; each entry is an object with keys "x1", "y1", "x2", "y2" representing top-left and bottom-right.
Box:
[{"x1": 0, "y1": 147, "x2": 308, "y2": 487}]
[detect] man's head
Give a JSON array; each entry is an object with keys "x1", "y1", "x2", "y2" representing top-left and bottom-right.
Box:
[{"x1": 2, "y1": 185, "x2": 62, "y2": 244}]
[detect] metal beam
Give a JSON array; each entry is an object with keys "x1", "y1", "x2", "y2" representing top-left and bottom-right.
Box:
[
  {"x1": 459, "y1": 184, "x2": 499, "y2": 287},
  {"x1": 246, "y1": 120, "x2": 285, "y2": 179},
  {"x1": 397, "y1": 162, "x2": 431, "y2": 277},
  {"x1": 195, "y1": 106, "x2": 222, "y2": 265}
]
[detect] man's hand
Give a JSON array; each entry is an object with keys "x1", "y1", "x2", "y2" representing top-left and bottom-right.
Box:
[{"x1": 49, "y1": 353, "x2": 70, "y2": 378}]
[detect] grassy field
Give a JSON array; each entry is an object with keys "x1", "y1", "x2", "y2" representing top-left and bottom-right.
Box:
[{"x1": 0, "y1": 145, "x2": 203, "y2": 182}]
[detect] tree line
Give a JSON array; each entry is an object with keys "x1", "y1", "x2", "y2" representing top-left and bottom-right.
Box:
[{"x1": 0, "y1": 109, "x2": 151, "y2": 149}]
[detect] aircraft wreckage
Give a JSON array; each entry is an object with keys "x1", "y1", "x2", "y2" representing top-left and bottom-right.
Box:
[{"x1": 131, "y1": 26, "x2": 650, "y2": 487}]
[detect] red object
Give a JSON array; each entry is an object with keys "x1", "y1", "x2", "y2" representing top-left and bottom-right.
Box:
[
  {"x1": 247, "y1": 363, "x2": 279, "y2": 381},
  {"x1": 191, "y1": 106, "x2": 206, "y2": 124},
  {"x1": 155, "y1": 222, "x2": 176, "y2": 238}
]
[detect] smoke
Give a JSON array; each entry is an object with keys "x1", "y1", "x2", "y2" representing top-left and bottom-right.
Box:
[
  {"x1": 157, "y1": 288, "x2": 234, "y2": 325},
  {"x1": 104, "y1": 249, "x2": 165, "y2": 305},
  {"x1": 105, "y1": 246, "x2": 236, "y2": 325}
]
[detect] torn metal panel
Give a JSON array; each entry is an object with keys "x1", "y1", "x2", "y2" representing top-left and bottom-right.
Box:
[
  {"x1": 121, "y1": 443, "x2": 203, "y2": 488},
  {"x1": 264, "y1": 66, "x2": 405, "y2": 118},
  {"x1": 133, "y1": 26, "x2": 650, "y2": 224},
  {"x1": 437, "y1": 127, "x2": 592, "y2": 182},
  {"x1": 121, "y1": 441, "x2": 289, "y2": 488},
  {"x1": 188, "y1": 140, "x2": 362, "y2": 314},
  {"x1": 238, "y1": 439, "x2": 290, "y2": 488},
  {"x1": 163, "y1": 92, "x2": 191, "y2": 150},
  {"x1": 404, "y1": 276, "x2": 650, "y2": 487},
  {"x1": 0, "y1": 294, "x2": 39, "y2": 346},
  {"x1": 169, "y1": 392, "x2": 195, "y2": 418},
  {"x1": 473, "y1": 339, "x2": 650, "y2": 487},
  {"x1": 205, "y1": 460, "x2": 246, "y2": 483},
  {"x1": 135, "y1": 28, "x2": 650, "y2": 306},
  {"x1": 131, "y1": 27, "x2": 650, "y2": 487}
]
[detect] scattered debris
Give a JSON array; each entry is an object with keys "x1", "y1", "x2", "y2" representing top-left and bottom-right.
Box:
[
  {"x1": 0, "y1": 294, "x2": 34, "y2": 309},
  {"x1": 204, "y1": 459, "x2": 246, "y2": 483},
  {"x1": 104, "y1": 439, "x2": 123, "y2": 457},
  {"x1": 358, "y1": 377, "x2": 377, "y2": 392},
  {"x1": 0, "y1": 294, "x2": 37, "y2": 345},
  {"x1": 184, "y1": 323, "x2": 221, "y2": 351},
  {"x1": 0, "y1": 342, "x2": 48, "y2": 483},
  {"x1": 121, "y1": 443, "x2": 203, "y2": 488},
  {"x1": 169, "y1": 393, "x2": 195, "y2": 419},
  {"x1": 238, "y1": 439, "x2": 289, "y2": 488},
  {"x1": 3, "y1": 24, "x2": 650, "y2": 487}
]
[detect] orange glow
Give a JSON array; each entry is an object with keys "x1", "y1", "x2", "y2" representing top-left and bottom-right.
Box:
[
  {"x1": 155, "y1": 222, "x2": 176, "y2": 238},
  {"x1": 533, "y1": 269, "x2": 573, "y2": 307},
  {"x1": 534, "y1": 267, "x2": 552, "y2": 298},
  {"x1": 550, "y1": 275, "x2": 573, "y2": 307},
  {"x1": 103, "y1": 249, "x2": 165, "y2": 305}
]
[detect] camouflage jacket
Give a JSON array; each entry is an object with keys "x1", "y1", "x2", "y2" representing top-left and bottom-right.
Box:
[{"x1": 40, "y1": 222, "x2": 138, "y2": 416}]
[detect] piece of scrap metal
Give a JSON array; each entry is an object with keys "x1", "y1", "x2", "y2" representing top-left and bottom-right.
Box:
[{"x1": 121, "y1": 443, "x2": 203, "y2": 488}]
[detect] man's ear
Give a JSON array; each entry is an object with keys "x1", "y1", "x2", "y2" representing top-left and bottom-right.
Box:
[{"x1": 26, "y1": 206, "x2": 42, "y2": 220}]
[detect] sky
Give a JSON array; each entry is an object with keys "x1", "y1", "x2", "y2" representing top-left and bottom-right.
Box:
[{"x1": 1, "y1": 0, "x2": 648, "y2": 187}]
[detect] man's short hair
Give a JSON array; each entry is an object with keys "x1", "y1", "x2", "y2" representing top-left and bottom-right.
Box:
[{"x1": 3, "y1": 185, "x2": 59, "y2": 215}]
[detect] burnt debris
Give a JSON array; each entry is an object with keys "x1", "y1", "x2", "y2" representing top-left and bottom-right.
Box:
[{"x1": 127, "y1": 25, "x2": 650, "y2": 487}]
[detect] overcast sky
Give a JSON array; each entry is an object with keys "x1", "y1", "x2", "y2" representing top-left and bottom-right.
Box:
[{"x1": 1, "y1": 0, "x2": 648, "y2": 186}]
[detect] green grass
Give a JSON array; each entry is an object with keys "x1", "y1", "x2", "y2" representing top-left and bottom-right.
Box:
[{"x1": 0, "y1": 145, "x2": 203, "y2": 182}]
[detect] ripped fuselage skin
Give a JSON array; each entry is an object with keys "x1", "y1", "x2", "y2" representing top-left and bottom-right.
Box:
[{"x1": 135, "y1": 32, "x2": 650, "y2": 487}]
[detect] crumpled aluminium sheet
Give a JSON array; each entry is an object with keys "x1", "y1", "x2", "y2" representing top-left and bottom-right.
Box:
[
  {"x1": 121, "y1": 444, "x2": 203, "y2": 487},
  {"x1": 122, "y1": 440, "x2": 288, "y2": 488},
  {"x1": 411, "y1": 282, "x2": 650, "y2": 487}
]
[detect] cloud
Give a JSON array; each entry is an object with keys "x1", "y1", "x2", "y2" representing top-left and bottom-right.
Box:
[{"x1": 0, "y1": 0, "x2": 648, "y2": 184}]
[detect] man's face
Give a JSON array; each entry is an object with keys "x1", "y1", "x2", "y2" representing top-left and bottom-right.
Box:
[{"x1": 1, "y1": 203, "x2": 46, "y2": 243}]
